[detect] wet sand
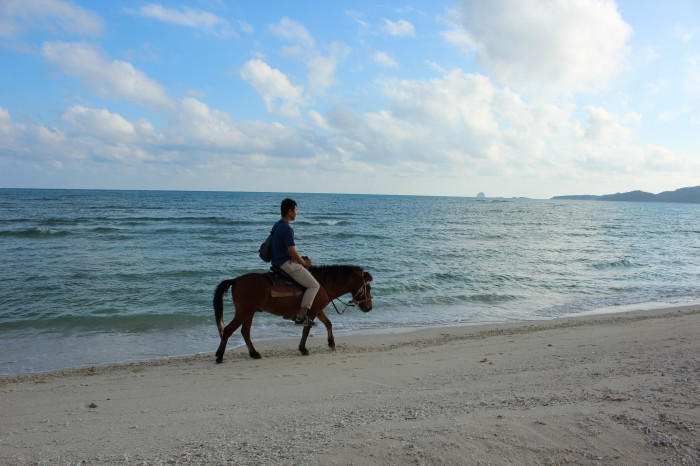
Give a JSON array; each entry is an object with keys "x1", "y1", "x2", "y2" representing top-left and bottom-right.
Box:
[{"x1": 1, "y1": 305, "x2": 698, "y2": 464}]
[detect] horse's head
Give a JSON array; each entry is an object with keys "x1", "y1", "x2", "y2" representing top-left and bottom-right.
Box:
[{"x1": 352, "y1": 270, "x2": 373, "y2": 312}]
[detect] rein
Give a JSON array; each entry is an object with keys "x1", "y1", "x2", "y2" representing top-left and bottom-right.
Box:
[
  {"x1": 322, "y1": 277, "x2": 371, "y2": 315},
  {"x1": 329, "y1": 296, "x2": 355, "y2": 315}
]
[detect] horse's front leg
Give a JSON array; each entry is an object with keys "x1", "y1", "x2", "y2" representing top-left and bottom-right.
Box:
[
  {"x1": 298, "y1": 324, "x2": 311, "y2": 356},
  {"x1": 316, "y1": 309, "x2": 335, "y2": 350}
]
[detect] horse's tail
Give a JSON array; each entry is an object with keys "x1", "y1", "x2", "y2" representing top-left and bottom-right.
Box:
[{"x1": 214, "y1": 279, "x2": 236, "y2": 337}]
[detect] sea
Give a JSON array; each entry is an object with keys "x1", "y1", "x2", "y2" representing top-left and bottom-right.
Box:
[{"x1": 1, "y1": 189, "x2": 698, "y2": 376}]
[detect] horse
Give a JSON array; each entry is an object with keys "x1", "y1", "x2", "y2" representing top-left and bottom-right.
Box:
[{"x1": 213, "y1": 265, "x2": 373, "y2": 363}]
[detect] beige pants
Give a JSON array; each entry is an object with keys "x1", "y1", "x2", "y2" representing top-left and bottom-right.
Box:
[{"x1": 280, "y1": 260, "x2": 320, "y2": 310}]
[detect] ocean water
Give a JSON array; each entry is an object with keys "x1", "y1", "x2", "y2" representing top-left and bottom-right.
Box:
[{"x1": 1, "y1": 189, "x2": 698, "y2": 375}]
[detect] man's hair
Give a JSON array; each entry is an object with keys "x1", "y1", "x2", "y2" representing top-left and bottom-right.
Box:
[{"x1": 281, "y1": 198, "x2": 297, "y2": 217}]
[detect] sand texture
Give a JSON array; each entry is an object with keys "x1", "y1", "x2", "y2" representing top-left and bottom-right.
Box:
[{"x1": 1, "y1": 306, "x2": 698, "y2": 464}]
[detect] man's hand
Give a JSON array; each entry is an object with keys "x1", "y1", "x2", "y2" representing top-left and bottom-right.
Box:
[{"x1": 289, "y1": 246, "x2": 312, "y2": 267}]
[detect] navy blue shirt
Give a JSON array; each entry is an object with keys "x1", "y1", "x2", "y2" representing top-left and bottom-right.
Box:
[{"x1": 270, "y1": 219, "x2": 295, "y2": 267}]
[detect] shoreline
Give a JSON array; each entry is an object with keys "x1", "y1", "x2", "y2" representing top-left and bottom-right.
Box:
[
  {"x1": 1, "y1": 305, "x2": 698, "y2": 464},
  {"x1": 3, "y1": 302, "x2": 697, "y2": 381}
]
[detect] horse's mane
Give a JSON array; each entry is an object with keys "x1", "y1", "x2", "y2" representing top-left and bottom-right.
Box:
[{"x1": 309, "y1": 264, "x2": 362, "y2": 283}]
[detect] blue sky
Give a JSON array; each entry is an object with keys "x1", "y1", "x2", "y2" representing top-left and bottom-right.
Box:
[{"x1": 1, "y1": 0, "x2": 698, "y2": 197}]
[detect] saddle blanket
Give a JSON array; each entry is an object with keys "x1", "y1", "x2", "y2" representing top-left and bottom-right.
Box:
[{"x1": 265, "y1": 269, "x2": 304, "y2": 298}]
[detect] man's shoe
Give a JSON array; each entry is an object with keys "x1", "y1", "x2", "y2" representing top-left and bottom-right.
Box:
[
  {"x1": 294, "y1": 316, "x2": 315, "y2": 327},
  {"x1": 294, "y1": 316, "x2": 310, "y2": 325}
]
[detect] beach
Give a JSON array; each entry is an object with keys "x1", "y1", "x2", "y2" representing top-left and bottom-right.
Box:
[{"x1": 1, "y1": 306, "x2": 698, "y2": 464}]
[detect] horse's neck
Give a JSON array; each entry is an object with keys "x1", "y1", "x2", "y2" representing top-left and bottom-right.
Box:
[
  {"x1": 323, "y1": 280, "x2": 353, "y2": 300},
  {"x1": 311, "y1": 266, "x2": 360, "y2": 300},
  {"x1": 313, "y1": 272, "x2": 354, "y2": 300}
]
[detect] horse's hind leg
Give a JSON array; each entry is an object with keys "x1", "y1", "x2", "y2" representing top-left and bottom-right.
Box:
[
  {"x1": 316, "y1": 309, "x2": 335, "y2": 350},
  {"x1": 241, "y1": 318, "x2": 261, "y2": 359},
  {"x1": 215, "y1": 314, "x2": 243, "y2": 364}
]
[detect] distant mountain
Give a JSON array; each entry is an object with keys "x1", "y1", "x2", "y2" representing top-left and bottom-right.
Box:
[{"x1": 552, "y1": 186, "x2": 700, "y2": 204}]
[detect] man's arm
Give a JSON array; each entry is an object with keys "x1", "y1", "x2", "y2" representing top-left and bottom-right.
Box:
[{"x1": 288, "y1": 245, "x2": 312, "y2": 267}]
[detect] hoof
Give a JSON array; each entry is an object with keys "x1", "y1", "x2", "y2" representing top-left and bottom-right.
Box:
[
  {"x1": 249, "y1": 350, "x2": 262, "y2": 359},
  {"x1": 328, "y1": 339, "x2": 336, "y2": 350},
  {"x1": 299, "y1": 348, "x2": 309, "y2": 356},
  {"x1": 216, "y1": 355, "x2": 223, "y2": 364}
]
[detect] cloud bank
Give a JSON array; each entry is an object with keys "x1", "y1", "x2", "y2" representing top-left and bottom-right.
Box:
[
  {"x1": 1, "y1": 1, "x2": 697, "y2": 196},
  {"x1": 444, "y1": 0, "x2": 632, "y2": 96}
]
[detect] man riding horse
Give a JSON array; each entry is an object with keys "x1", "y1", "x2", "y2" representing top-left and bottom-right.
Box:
[
  {"x1": 270, "y1": 198, "x2": 319, "y2": 327},
  {"x1": 213, "y1": 198, "x2": 373, "y2": 362}
]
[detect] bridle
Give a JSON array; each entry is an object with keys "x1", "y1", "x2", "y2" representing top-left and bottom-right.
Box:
[{"x1": 328, "y1": 277, "x2": 372, "y2": 315}]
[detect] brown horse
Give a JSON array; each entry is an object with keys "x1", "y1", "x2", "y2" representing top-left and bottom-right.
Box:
[{"x1": 213, "y1": 265, "x2": 373, "y2": 362}]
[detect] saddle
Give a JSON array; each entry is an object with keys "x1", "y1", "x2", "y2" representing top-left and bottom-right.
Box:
[{"x1": 265, "y1": 266, "x2": 304, "y2": 298}]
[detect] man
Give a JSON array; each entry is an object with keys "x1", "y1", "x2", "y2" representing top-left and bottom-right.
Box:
[{"x1": 270, "y1": 198, "x2": 320, "y2": 326}]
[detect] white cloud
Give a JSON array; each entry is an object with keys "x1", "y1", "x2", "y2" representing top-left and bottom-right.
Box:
[
  {"x1": 444, "y1": 0, "x2": 632, "y2": 96},
  {"x1": 382, "y1": 19, "x2": 415, "y2": 37},
  {"x1": 308, "y1": 69, "x2": 684, "y2": 191},
  {"x1": 42, "y1": 41, "x2": 172, "y2": 109},
  {"x1": 583, "y1": 106, "x2": 632, "y2": 142},
  {"x1": 0, "y1": 0, "x2": 103, "y2": 38},
  {"x1": 686, "y1": 54, "x2": 700, "y2": 95},
  {"x1": 240, "y1": 59, "x2": 306, "y2": 118},
  {"x1": 646, "y1": 78, "x2": 668, "y2": 96},
  {"x1": 173, "y1": 98, "x2": 322, "y2": 163},
  {"x1": 345, "y1": 10, "x2": 368, "y2": 28},
  {"x1": 382, "y1": 71, "x2": 499, "y2": 134},
  {"x1": 306, "y1": 54, "x2": 338, "y2": 95},
  {"x1": 134, "y1": 3, "x2": 235, "y2": 37},
  {"x1": 62, "y1": 105, "x2": 136, "y2": 141},
  {"x1": 307, "y1": 109, "x2": 329, "y2": 130},
  {"x1": 1, "y1": 105, "x2": 62, "y2": 147},
  {"x1": 269, "y1": 18, "x2": 347, "y2": 97},
  {"x1": 0, "y1": 105, "x2": 12, "y2": 125},
  {"x1": 61, "y1": 105, "x2": 161, "y2": 146},
  {"x1": 374, "y1": 51, "x2": 398, "y2": 68},
  {"x1": 0, "y1": 105, "x2": 67, "y2": 164},
  {"x1": 644, "y1": 145, "x2": 681, "y2": 170},
  {"x1": 177, "y1": 97, "x2": 248, "y2": 149},
  {"x1": 623, "y1": 112, "x2": 642, "y2": 124},
  {"x1": 238, "y1": 20, "x2": 254, "y2": 34},
  {"x1": 658, "y1": 106, "x2": 686, "y2": 123},
  {"x1": 269, "y1": 17, "x2": 314, "y2": 47},
  {"x1": 673, "y1": 23, "x2": 696, "y2": 43},
  {"x1": 426, "y1": 60, "x2": 446, "y2": 73}
]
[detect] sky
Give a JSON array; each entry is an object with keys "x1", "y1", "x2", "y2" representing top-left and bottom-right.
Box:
[{"x1": 1, "y1": 0, "x2": 699, "y2": 198}]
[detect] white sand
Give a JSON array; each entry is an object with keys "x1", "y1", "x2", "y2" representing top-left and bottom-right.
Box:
[{"x1": 1, "y1": 306, "x2": 698, "y2": 464}]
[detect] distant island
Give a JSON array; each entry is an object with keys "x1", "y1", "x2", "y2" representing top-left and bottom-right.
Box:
[{"x1": 552, "y1": 186, "x2": 700, "y2": 204}]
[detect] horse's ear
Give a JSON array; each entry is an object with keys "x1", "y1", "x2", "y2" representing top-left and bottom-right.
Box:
[{"x1": 363, "y1": 271, "x2": 373, "y2": 282}]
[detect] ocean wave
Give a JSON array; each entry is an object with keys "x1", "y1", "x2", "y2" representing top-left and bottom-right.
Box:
[
  {"x1": 307, "y1": 212, "x2": 360, "y2": 219},
  {"x1": 0, "y1": 228, "x2": 69, "y2": 238},
  {"x1": 114, "y1": 269, "x2": 215, "y2": 282},
  {"x1": 0, "y1": 218, "x2": 33, "y2": 225},
  {"x1": 152, "y1": 228, "x2": 181, "y2": 234},
  {"x1": 295, "y1": 220, "x2": 351, "y2": 226},
  {"x1": 0, "y1": 312, "x2": 209, "y2": 333},
  {"x1": 40, "y1": 218, "x2": 83, "y2": 226},
  {"x1": 457, "y1": 293, "x2": 519, "y2": 304},
  {"x1": 592, "y1": 258, "x2": 633, "y2": 269},
  {"x1": 113, "y1": 216, "x2": 254, "y2": 226},
  {"x1": 330, "y1": 232, "x2": 387, "y2": 240},
  {"x1": 38, "y1": 216, "x2": 269, "y2": 227}
]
